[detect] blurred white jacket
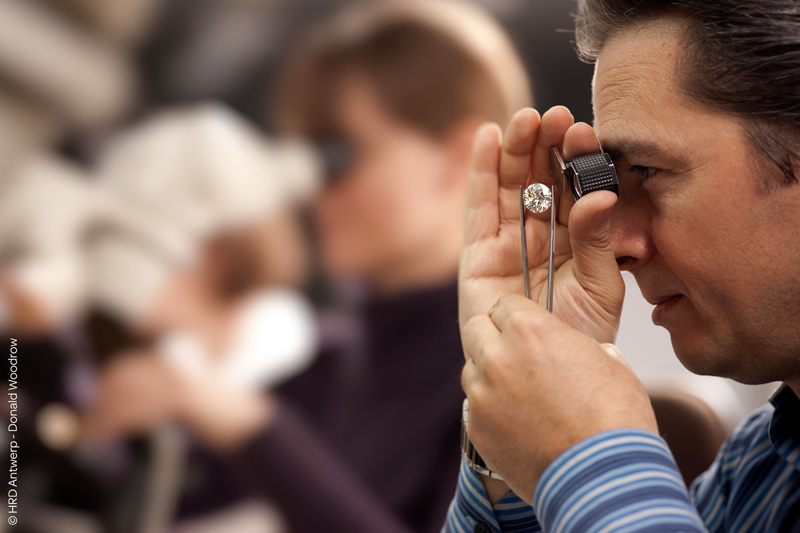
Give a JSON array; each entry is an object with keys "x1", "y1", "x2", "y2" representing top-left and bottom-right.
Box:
[
  {"x1": 0, "y1": 154, "x2": 105, "y2": 328},
  {"x1": 89, "y1": 102, "x2": 322, "y2": 389}
]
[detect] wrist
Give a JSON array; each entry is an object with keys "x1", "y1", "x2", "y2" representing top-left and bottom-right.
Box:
[{"x1": 483, "y1": 476, "x2": 511, "y2": 506}]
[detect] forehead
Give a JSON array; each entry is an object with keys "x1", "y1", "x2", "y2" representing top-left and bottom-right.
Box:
[{"x1": 593, "y1": 18, "x2": 696, "y2": 148}]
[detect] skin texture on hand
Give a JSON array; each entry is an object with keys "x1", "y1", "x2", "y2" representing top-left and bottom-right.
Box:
[
  {"x1": 458, "y1": 107, "x2": 624, "y2": 348},
  {"x1": 461, "y1": 295, "x2": 658, "y2": 504}
]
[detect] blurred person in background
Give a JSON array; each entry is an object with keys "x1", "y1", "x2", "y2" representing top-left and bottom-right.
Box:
[
  {"x1": 0, "y1": 0, "x2": 532, "y2": 531},
  {"x1": 80, "y1": 103, "x2": 322, "y2": 532},
  {"x1": 0, "y1": 155, "x2": 125, "y2": 533},
  {"x1": 220, "y1": 1, "x2": 530, "y2": 532},
  {"x1": 82, "y1": 1, "x2": 531, "y2": 532},
  {"x1": 0, "y1": 0, "x2": 155, "y2": 332},
  {"x1": 0, "y1": 1, "x2": 175, "y2": 531},
  {"x1": 0, "y1": 101, "x2": 320, "y2": 533}
]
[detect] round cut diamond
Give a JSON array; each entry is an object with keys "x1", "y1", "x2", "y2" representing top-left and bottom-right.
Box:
[{"x1": 523, "y1": 183, "x2": 552, "y2": 213}]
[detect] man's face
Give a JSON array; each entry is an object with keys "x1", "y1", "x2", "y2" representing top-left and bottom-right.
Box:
[{"x1": 594, "y1": 18, "x2": 800, "y2": 384}]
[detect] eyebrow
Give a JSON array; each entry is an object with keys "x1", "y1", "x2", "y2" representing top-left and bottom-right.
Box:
[{"x1": 601, "y1": 138, "x2": 686, "y2": 169}]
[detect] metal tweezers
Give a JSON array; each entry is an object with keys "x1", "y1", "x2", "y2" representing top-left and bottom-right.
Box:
[{"x1": 520, "y1": 185, "x2": 555, "y2": 312}]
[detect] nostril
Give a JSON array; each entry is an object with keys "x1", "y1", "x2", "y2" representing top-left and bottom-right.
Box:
[{"x1": 616, "y1": 256, "x2": 635, "y2": 269}]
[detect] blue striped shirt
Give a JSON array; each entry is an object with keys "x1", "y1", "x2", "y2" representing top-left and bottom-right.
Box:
[{"x1": 444, "y1": 384, "x2": 800, "y2": 533}]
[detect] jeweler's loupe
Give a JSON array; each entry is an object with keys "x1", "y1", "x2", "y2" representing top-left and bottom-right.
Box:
[{"x1": 549, "y1": 148, "x2": 619, "y2": 202}]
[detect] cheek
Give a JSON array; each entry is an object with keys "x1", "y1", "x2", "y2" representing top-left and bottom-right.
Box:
[
  {"x1": 317, "y1": 159, "x2": 414, "y2": 237},
  {"x1": 312, "y1": 144, "x2": 442, "y2": 272},
  {"x1": 650, "y1": 174, "x2": 760, "y2": 311},
  {"x1": 348, "y1": 145, "x2": 443, "y2": 233},
  {"x1": 314, "y1": 170, "x2": 388, "y2": 256}
]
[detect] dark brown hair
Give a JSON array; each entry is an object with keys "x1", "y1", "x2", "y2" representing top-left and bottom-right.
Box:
[
  {"x1": 274, "y1": 0, "x2": 531, "y2": 138},
  {"x1": 576, "y1": 0, "x2": 800, "y2": 186}
]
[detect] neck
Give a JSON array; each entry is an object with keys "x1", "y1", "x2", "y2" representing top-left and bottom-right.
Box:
[{"x1": 370, "y1": 228, "x2": 462, "y2": 296}]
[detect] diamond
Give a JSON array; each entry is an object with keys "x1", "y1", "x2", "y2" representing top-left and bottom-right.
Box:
[{"x1": 523, "y1": 183, "x2": 552, "y2": 213}]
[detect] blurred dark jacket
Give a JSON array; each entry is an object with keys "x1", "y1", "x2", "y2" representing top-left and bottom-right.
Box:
[{"x1": 209, "y1": 280, "x2": 464, "y2": 533}]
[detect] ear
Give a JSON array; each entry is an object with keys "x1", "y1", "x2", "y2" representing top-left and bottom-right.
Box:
[{"x1": 441, "y1": 118, "x2": 485, "y2": 190}]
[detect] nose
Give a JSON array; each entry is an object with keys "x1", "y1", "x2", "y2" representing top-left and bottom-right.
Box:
[{"x1": 610, "y1": 195, "x2": 655, "y2": 272}]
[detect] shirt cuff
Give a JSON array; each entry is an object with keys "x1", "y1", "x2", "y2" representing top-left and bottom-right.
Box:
[
  {"x1": 532, "y1": 428, "x2": 706, "y2": 533},
  {"x1": 445, "y1": 457, "x2": 502, "y2": 533},
  {"x1": 444, "y1": 458, "x2": 540, "y2": 533}
]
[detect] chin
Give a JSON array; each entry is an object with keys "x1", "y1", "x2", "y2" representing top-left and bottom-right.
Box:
[
  {"x1": 322, "y1": 257, "x2": 360, "y2": 281},
  {"x1": 669, "y1": 330, "x2": 773, "y2": 385},
  {"x1": 320, "y1": 247, "x2": 370, "y2": 282},
  {"x1": 664, "y1": 302, "x2": 797, "y2": 385},
  {"x1": 667, "y1": 324, "x2": 736, "y2": 379}
]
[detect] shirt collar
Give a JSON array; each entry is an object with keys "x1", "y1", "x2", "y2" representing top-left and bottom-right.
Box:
[{"x1": 768, "y1": 384, "x2": 800, "y2": 471}]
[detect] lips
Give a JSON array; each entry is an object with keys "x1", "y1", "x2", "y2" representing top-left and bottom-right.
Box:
[
  {"x1": 643, "y1": 293, "x2": 682, "y2": 306},
  {"x1": 650, "y1": 294, "x2": 684, "y2": 325}
]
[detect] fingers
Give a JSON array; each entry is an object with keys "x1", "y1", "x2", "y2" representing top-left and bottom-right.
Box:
[
  {"x1": 487, "y1": 294, "x2": 552, "y2": 333},
  {"x1": 531, "y1": 107, "x2": 575, "y2": 185},
  {"x1": 461, "y1": 313, "x2": 500, "y2": 367},
  {"x1": 525, "y1": 107, "x2": 574, "y2": 223},
  {"x1": 563, "y1": 122, "x2": 602, "y2": 160},
  {"x1": 524, "y1": 107, "x2": 572, "y2": 216},
  {"x1": 558, "y1": 122, "x2": 603, "y2": 224},
  {"x1": 498, "y1": 108, "x2": 541, "y2": 222},
  {"x1": 567, "y1": 190, "x2": 625, "y2": 315},
  {"x1": 465, "y1": 123, "x2": 503, "y2": 244}
]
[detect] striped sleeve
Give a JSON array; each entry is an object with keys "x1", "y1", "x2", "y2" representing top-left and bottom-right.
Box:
[
  {"x1": 443, "y1": 457, "x2": 541, "y2": 533},
  {"x1": 532, "y1": 428, "x2": 707, "y2": 533}
]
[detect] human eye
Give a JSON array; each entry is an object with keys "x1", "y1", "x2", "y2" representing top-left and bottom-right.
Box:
[{"x1": 627, "y1": 165, "x2": 659, "y2": 183}]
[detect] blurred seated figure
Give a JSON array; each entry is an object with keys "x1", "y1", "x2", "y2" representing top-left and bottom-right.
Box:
[
  {"x1": 210, "y1": 1, "x2": 528, "y2": 532},
  {"x1": 0, "y1": 155, "x2": 100, "y2": 336},
  {"x1": 81, "y1": 103, "x2": 322, "y2": 532},
  {"x1": 89, "y1": 103, "x2": 320, "y2": 392},
  {"x1": 79, "y1": 1, "x2": 530, "y2": 531},
  {"x1": 0, "y1": 155, "x2": 116, "y2": 533}
]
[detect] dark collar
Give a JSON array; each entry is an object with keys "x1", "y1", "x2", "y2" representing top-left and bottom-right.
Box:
[
  {"x1": 364, "y1": 279, "x2": 458, "y2": 338},
  {"x1": 768, "y1": 384, "x2": 800, "y2": 471}
]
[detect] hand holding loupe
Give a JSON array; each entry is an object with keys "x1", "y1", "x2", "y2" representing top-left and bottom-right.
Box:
[{"x1": 463, "y1": 148, "x2": 619, "y2": 480}]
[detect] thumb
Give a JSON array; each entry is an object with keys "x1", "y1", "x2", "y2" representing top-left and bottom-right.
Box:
[{"x1": 567, "y1": 191, "x2": 625, "y2": 311}]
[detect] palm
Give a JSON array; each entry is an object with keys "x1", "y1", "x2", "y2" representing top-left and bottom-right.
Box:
[{"x1": 459, "y1": 108, "x2": 623, "y2": 345}]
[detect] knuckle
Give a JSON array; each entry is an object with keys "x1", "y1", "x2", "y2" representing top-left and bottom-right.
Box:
[
  {"x1": 480, "y1": 341, "x2": 516, "y2": 386},
  {"x1": 496, "y1": 293, "x2": 518, "y2": 308},
  {"x1": 507, "y1": 309, "x2": 545, "y2": 343},
  {"x1": 506, "y1": 308, "x2": 530, "y2": 330},
  {"x1": 463, "y1": 314, "x2": 484, "y2": 337},
  {"x1": 480, "y1": 342, "x2": 503, "y2": 376}
]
